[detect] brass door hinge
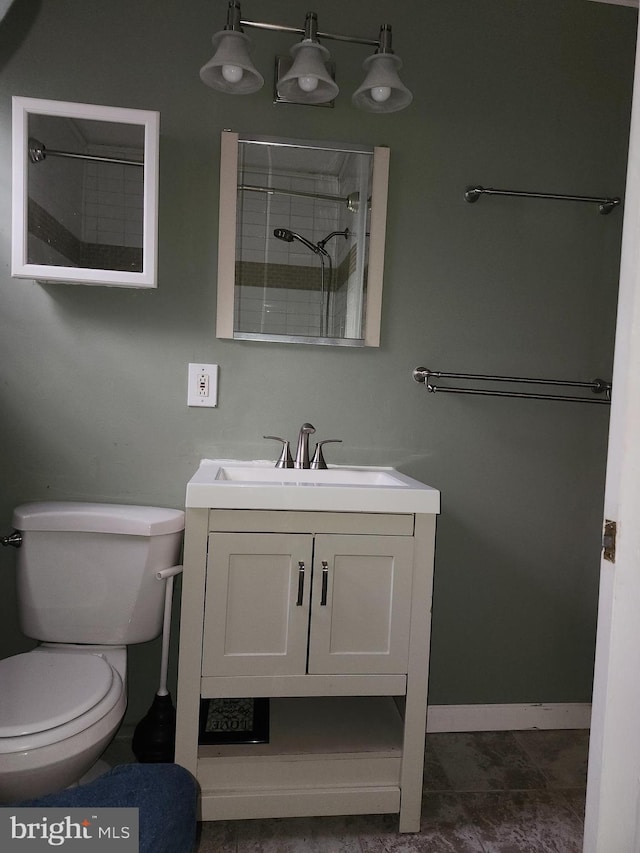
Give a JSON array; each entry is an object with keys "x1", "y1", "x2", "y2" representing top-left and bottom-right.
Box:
[{"x1": 603, "y1": 519, "x2": 617, "y2": 563}]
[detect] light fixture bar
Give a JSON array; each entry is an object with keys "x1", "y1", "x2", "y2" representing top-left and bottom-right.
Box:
[
  {"x1": 200, "y1": 3, "x2": 412, "y2": 113},
  {"x1": 240, "y1": 19, "x2": 379, "y2": 48}
]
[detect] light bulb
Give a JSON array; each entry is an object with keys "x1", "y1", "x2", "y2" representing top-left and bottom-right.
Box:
[
  {"x1": 370, "y1": 86, "x2": 391, "y2": 103},
  {"x1": 221, "y1": 64, "x2": 244, "y2": 84},
  {"x1": 298, "y1": 75, "x2": 319, "y2": 93}
]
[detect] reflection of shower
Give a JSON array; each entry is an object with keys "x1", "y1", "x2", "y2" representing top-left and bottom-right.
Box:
[{"x1": 273, "y1": 228, "x2": 349, "y2": 337}]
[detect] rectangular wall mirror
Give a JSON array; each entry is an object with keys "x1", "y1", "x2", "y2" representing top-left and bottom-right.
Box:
[
  {"x1": 12, "y1": 96, "x2": 159, "y2": 288},
  {"x1": 216, "y1": 131, "x2": 389, "y2": 347}
]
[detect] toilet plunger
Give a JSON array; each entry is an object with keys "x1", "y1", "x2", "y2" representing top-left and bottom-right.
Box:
[{"x1": 132, "y1": 563, "x2": 183, "y2": 762}]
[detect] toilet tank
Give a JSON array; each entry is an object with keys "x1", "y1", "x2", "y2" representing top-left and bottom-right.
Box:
[{"x1": 12, "y1": 502, "x2": 185, "y2": 645}]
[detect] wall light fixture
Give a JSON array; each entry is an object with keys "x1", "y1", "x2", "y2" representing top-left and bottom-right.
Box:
[{"x1": 199, "y1": 1, "x2": 413, "y2": 113}]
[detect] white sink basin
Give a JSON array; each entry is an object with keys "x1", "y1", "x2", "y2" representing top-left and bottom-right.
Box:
[
  {"x1": 186, "y1": 460, "x2": 440, "y2": 514},
  {"x1": 215, "y1": 466, "x2": 403, "y2": 486}
]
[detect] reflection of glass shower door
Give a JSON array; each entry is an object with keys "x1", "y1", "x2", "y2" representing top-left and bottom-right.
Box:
[
  {"x1": 320, "y1": 254, "x2": 328, "y2": 338},
  {"x1": 231, "y1": 134, "x2": 379, "y2": 344},
  {"x1": 344, "y1": 158, "x2": 370, "y2": 340}
]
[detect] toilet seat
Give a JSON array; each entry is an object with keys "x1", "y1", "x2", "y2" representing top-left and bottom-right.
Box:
[
  {"x1": 0, "y1": 650, "x2": 123, "y2": 753},
  {"x1": 0, "y1": 651, "x2": 115, "y2": 737}
]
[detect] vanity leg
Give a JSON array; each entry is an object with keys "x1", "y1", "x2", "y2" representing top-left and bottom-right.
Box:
[
  {"x1": 175, "y1": 508, "x2": 209, "y2": 778},
  {"x1": 398, "y1": 677, "x2": 428, "y2": 832},
  {"x1": 398, "y1": 514, "x2": 436, "y2": 833}
]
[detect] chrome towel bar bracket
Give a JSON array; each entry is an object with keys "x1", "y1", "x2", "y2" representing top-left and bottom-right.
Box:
[
  {"x1": 412, "y1": 367, "x2": 612, "y2": 404},
  {"x1": 465, "y1": 185, "x2": 621, "y2": 215}
]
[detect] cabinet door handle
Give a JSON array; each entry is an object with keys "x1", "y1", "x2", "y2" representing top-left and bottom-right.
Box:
[
  {"x1": 320, "y1": 561, "x2": 329, "y2": 606},
  {"x1": 296, "y1": 561, "x2": 305, "y2": 606}
]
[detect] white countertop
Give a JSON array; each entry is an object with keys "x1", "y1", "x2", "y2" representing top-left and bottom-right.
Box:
[{"x1": 186, "y1": 460, "x2": 440, "y2": 514}]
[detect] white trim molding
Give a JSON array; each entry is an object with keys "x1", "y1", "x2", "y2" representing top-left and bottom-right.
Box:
[{"x1": 427, "y1": 703, "x2": 592, "y2": 732}]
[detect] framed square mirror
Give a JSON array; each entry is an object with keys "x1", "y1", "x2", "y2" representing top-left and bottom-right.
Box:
[
  {"x1": 216, "y1": 131, "x2": 389, "y2": 346},
  {"x1": 12, "y1": 96, "x2": 159, "y2": 288}
]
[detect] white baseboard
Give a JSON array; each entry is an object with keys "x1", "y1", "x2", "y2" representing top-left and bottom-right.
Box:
[{"x1": 426, "y1": 703, "x2": 592, "y2": 732}]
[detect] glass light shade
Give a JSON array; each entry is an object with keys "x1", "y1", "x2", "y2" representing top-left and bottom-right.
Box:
[
  {"x1": 277, "y1": 40, "x2": 338, "y2": 105},
  {"x1": 200, "y1": 30, "x2": 264, "y2": 94},
  {"x1": 352, "y1": 53, "x2": 412, "y2": 113}
]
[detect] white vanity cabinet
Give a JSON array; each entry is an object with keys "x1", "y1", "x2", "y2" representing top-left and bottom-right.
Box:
[
  {"x1": 175, "y1": 502, "x2": 438, "y2": 833},
  {"x1": 201, "y1": 532, "x2": 414, "y2": 678}
]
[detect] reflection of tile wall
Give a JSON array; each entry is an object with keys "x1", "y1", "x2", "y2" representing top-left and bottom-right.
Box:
[
  {"x1": 235, "y1": 262, "x2": 324, "y2": 338},
  {"x1": 234, "y1": 247, "x2": 360, "y2": 339},
  {"x1": 27, "y1": 145, "x2": 143, "y2": 271},
  {"x1": 237, "y1": 261, "x2": 320, "y2": 291},
  {"x1": 83, "y1": 159, "x2": 143, "y2": 249},
  {"x1": 28, "y1": 197, "x2": 81, "y2": 264},
  {"x1": 27, "y1": 197, "x2": 142, "y2": 271},
  {"x1": 235, "y1": 284, "x2": 324, "y2": 338}
]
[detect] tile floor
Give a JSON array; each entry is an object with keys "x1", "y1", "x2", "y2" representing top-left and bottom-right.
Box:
[{"x1": 194, "y1": 729, "x2": 589, "y2": 853}]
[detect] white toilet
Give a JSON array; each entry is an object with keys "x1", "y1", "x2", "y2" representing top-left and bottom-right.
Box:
[{"x1": 0, "y1": 501, "x2": 185, "y2": 803}]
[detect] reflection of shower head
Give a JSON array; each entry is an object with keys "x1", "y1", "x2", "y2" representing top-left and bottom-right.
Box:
[
  {"x1": 317, "y1": 229, "x2": 350, "y2": 251},
  {"x1": 273, "y1": 228, "x2": 325, "y2": 256},
  {"x1": 273, "y1": 227, "x2": 294, "y2": 243}
]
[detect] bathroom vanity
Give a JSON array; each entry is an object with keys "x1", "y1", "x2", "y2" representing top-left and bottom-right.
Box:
[{"x1": 174, "y1": 460, "x2": 439, "y2": 832}]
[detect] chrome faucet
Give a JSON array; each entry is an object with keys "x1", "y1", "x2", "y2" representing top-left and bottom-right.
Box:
[
  {"x1": 264, "y1": 423, "x2": 342, "y2": 469},
  {"x1": 295, "y1": 423, "x2": 316, "y2": 469}
]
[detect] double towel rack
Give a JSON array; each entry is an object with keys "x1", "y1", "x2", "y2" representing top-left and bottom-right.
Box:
[
  {"x1": 465, "y1": 186, "x2": 621, "y2": 215},
  {"x1": 412, "y1": 367, "x2": 612, "y2": 404}
]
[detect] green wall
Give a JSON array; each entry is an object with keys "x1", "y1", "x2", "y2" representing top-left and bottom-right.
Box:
[{"x1": 0, "y1": 0, "x2": 636, "y2": 726}]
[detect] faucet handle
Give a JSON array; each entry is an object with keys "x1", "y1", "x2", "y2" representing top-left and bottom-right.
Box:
[
  {"x1": 263, "y1": 436, "x2": 294, "y2": 469},
  {"x1": 310, "y1": 439, "x2": 342, "y2": 470}
]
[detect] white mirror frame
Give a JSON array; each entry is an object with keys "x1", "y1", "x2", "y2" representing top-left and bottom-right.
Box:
[
  {"x1": 11, "y1": 96, "x2": 160, "y2": 288},
  {"x1": 216, "y1": 131, "x2": 389, "y2": 347}
]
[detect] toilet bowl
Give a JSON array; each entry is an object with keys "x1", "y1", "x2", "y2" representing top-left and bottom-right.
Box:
[
  {"x1": 0, "y1": 501, "x2": 185, "y2": 802},
  {"x1": 0, "y1": 645, "x2": 127, "y2": 803}
]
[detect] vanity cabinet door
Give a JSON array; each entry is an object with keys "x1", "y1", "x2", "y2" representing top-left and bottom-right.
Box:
[
  {"x1": 201, "y1": 533, "x2": 313, "y2": 677},
  {"x1": 308, "y1": 535, "x2": 414, "y2": 675}
]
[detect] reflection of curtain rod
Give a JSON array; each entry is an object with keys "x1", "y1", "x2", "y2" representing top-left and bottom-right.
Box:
[
  {"x1": 239, "y1": 184, "x2": 361, "y2": 211},
  {"x1": 240, "y1": 183, "x2": 343, "y2": 203},
  {"x1": 28, "y1": 137, "x2": 143, "y2": 168}
]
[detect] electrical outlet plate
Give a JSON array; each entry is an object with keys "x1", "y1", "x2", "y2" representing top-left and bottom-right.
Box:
[{"x1": 188, "y1": 363, "x2": 218, "y2": 408}]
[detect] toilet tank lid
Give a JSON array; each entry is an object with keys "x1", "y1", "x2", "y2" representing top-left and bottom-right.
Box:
[{"x1": 12, "y1": 502, "x2": 185, "y2": 536}]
